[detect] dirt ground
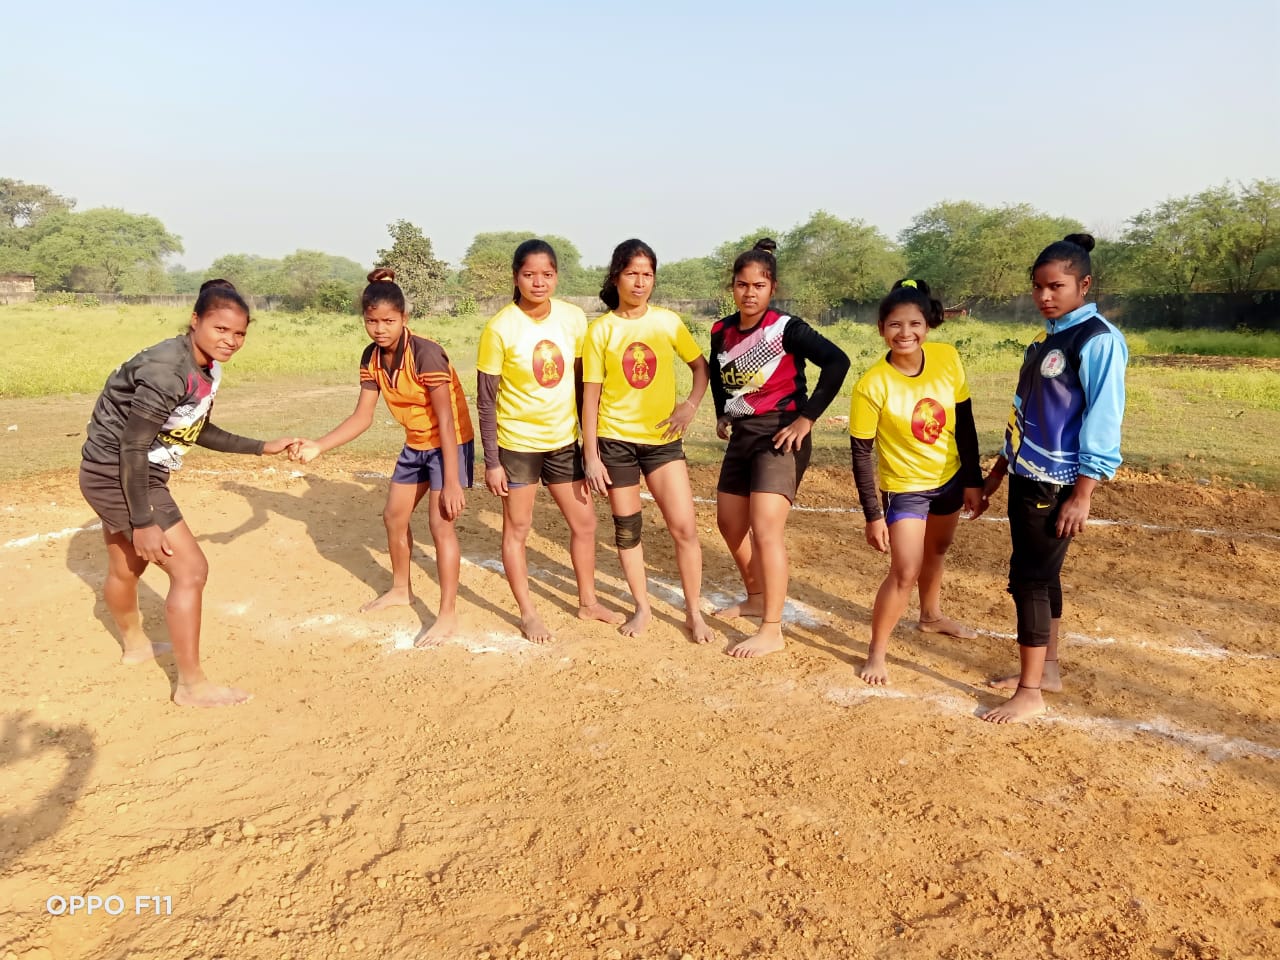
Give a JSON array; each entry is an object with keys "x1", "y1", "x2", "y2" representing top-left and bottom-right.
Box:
[{"x1": 1, "y1": 458, "x2": 1277, "y2": 960}]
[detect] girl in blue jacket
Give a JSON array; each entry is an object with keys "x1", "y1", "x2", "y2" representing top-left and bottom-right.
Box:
[{"x1": 975, "y1": 233, "x2": 1128, "y2": 723}]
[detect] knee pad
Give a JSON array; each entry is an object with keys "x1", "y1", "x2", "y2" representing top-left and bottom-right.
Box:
[
  {"x1": 613, "y1": 511, "x2": 643, "y2": 550},
  {"x1": 1010, "y1": 581, "x2": 1051, "y2": 648},
  {"x1": 1048, "y1": 581, "x2": 1063, "y2": 620}
]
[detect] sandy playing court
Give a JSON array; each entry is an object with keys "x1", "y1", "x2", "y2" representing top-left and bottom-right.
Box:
[{"x1": 1, "y1": 459, "x2": 1277, "y2": 960}]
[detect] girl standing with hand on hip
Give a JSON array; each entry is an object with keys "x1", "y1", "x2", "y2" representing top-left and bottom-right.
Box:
[
  {"x1": 849, "y1": 279, "x2": 984, "y2": 685},
  {"x1": 711, "y1": 238, "x2": 850, "y2": 658},
  {"x1": 290, "y1": 269, "x2": 473, "y2": 646},
  {"x1": 977, "y1": 234, "x2": 1128, "y2": 724},
  {"x1": 78, "y1": 280, "x2": 298, "y2": 707},
  {"x1": 581, "y1": 238, "x2": 714, "y2": 643},
  {"x1": 477, "y1": 239, "x2": 624, "y2": 643}
]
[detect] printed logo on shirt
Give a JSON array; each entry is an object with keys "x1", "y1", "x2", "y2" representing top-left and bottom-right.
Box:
[
  {"x1": 1040, "y1": 348, "x2": 1068, "y2": 379},
  {"x1": 911, "y1": 398, "x2": 946, "y2": 444},
  {"x1": 622, "y1": 341, "x2": 656, "y2": 389},
  {"x1": 532, "y1": 340, "x2": 566, "y2": 388}
]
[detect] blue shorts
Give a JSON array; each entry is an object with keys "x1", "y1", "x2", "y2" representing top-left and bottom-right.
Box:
[
  {"x1": 391, "y1": 440, "x2": 475, "y2": 489},
  {"x1": 882, "y1": 471, "x2": 964, "y2": 525}
]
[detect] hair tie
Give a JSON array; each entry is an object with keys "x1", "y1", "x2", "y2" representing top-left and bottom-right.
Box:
[{"x1": 901, "y1": 279, "x2": 918, "y2": 289}]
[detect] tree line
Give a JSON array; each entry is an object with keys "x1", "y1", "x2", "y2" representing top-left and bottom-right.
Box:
[{"x1": 2, "y1": 177, "x2": 1276, "y2": 313}]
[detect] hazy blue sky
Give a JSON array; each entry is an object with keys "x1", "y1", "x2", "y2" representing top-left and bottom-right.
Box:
[{"x1": 3, "y1": 0, "x2": 1276, "y2": 270}]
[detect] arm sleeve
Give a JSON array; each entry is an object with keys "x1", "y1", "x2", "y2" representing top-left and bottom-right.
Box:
[
  {"x1": 120, "y1": 408, "x2": 167, "y2": 528},
  {"x1": 477, "y1": 372, "x2": 501, "y2": 466},
  {"x1": 195, "y1": 422, "x2": 264, "y2": 455},
  {"x1": 850, "y1": 437, "x2": 883, "y2": 521},
  {"x1": 411, "y1": 337, "x2": 453, "y2": 391},
  {"x1": 1076, "y1": 331, "x2": 1129, "y2": 480},
  {"x1": 954, "y1": 399, "x2": 983, "y2": 487},
  {"x1": 784, "y1": 319, "x2": 851, "y2": 421},
  {"x1": 708, "y1": 324, "x2": 728, "y2": 418}
]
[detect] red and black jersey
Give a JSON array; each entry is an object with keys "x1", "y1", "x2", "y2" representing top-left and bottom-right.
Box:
[{"x1": 710, "y1": 309, "x2": 850, "y2": 421}]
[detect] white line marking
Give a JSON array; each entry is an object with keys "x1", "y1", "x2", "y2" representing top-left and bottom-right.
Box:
[
  {"x1": 672, "y1": 494, "x2": 1280, "y2": 543},
  {"x1": 822, "y1": 683, "x2": 1280, "y2": 761},
  {"x1": 2, "y1": 522, "x2": 101, "y2": 549}
]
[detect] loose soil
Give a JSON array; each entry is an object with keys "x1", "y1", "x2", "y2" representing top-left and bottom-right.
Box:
[{"x1": 1, "y1": 461, "x2": 1277, "y2": 960}]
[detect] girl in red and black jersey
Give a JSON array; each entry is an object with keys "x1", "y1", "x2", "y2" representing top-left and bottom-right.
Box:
[
  {"x1": 292, "y1": 269, "x2": 473, "y2": 646},
  {"x1": 710, "y1": 238, "x2": 850, "y2": 657},
  {"x1": 79, "y1": 280, "x2": 298, "y2": 707}
]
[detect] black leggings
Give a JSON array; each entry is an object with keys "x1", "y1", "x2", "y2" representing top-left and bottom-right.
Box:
[{"x1": 1007, "y1": 474, "x2": 1074, "y2": 648}]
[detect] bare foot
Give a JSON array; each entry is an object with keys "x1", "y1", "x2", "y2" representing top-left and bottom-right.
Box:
[
  {"x1": 727, "y1": 623, "x2": 785, "y2": 658},
  {"x1": 578, "y1": 601, "x2": 625, "y2": 626},
  {"x1": 981, "y1": 686, "x2": 1047, "y2": 724},
  {"x1": 917, "y1": 615, "x2": 978, "y2": 640},
  {"x1": 520, "y1": 611, "x2": 554, "y2": 645},
  {"x1": 414, "y1": 612, "x2": 458, "y2": 648},
  {"x1": 715, "y1": 592, "x2": 763, "y2": 619},
  {"x1": 173, "y1": 681, "x2": 253, "y2": 708},
  {"x1": 121, "y1": 638, "x2": 171, "y2": 665},
  {"x1": 619, "y1": 607, "x2": 651, "y2": 638},
  {"x1": 360, "y1": 587, "x2": 413, "y2": 613},
  {"x1": 686, "y1": 610, "x2": 715, "y2": 644},
  {"x1": 989, "y1": 659, "x2": 1062, "y2": 692},
  {"x1": 859, "y1": 652, "x2": 890, "y2": 685}
]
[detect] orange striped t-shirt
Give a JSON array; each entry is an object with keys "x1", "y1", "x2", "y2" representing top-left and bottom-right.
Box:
[{"x1": 359, "y1": 330, "x2": 474, "y2": 451}]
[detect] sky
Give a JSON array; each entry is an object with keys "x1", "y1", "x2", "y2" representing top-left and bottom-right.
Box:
[{"x1": 3, "y1": 0, "x2": 1277, "y2": 271}]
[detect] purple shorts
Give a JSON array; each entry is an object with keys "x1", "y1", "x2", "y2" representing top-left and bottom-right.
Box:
[
  {"x1": 391, "y1": 440, "x2": 475, "y2": 489},
  {"x1": 882, "y1": 471, "x2": 964, "y2": 525}
]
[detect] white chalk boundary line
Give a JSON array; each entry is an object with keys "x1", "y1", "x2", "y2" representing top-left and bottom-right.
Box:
[
  {"x1": 821, "y1": 684, "x2": 1280, "y2": 762},
  {"x1": 674, "y1": 493, "x2": 1280, "y2": 543},
  {"x1": 975, "y1": 629, "x2": 1276, "y2": 664}
]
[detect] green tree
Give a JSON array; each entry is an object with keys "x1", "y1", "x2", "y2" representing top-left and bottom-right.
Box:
[
  {"x1": 710, "y1": 226, "x2": 782, "y2": 282},
  {"x1": 280, "y1": 249, "x2": 364, "y2": 310},
  {"x1": 460, "y1": 231, "x2": 585, "y2": 298},
  {"x1": 780, "y1": 211, "x2": 902, "y2": 309},
  {"x1": 27, "y1": 208, "x2": 182, "y2": 292},
  {"x1": 375, "y1": 220, "x2": 448, "y2": 309},
  {"x1": 0, "y1": 178, "x2": 74, "y2": 229},
  {"x1": 900, "y1": 201, "x2": 1083, "y2": 305},
  {"x1": 656, "y1": 257, "x2": 720, "y2": 300},
  {"x1": 1120, "y1": 179, "x2": 1280, "y2": 293},
  {"x1": 206, "y1": 254, "x2": 286, "y2": 296},
  {"x1": 167, "y1": 264, "x2": 205, "y2": 295}
]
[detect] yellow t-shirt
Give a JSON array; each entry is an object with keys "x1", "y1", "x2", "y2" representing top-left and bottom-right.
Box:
[
  {"x1": 849, "y1": 341, "x2": 970, "y2": 493},
  {"x1": 583, "y1": 306, "x2": 704, "y2": 445},
  {"x1": 477, "y1": 299, "x2": 587, "y2": 452}
]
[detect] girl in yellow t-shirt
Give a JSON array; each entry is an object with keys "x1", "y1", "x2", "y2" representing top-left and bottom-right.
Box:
[
  {"x1": 477, "y1": 239, "x2": 624, "y2": 643},
  {"x1": 581, "y1": 239, "x2": 713, "y2": 642},
  {"x1": 849, "y1": 279, "x2": 984, "y2": 685}
]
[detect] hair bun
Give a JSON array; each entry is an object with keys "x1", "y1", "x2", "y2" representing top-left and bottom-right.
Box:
[
  {"x1": 367, "y1": 267, "x2": 397, "y2": 284},
  {"x1": 1064, "y1": 233, "x2": 1096, "y2": 252},
  {"x1": 199, "y1": 278, "x2": 237, "y2": 293},
  {"x1": 752, "y1": 237, "x2": 778, "y2": 254},
  {"x1": 894, "y1": 277, "x2": 933, "y2": 296}
]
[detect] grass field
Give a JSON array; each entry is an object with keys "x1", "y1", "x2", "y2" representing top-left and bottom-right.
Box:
[{"x1": 1, "y1": 303, "x2": 1278, "y2": 488}]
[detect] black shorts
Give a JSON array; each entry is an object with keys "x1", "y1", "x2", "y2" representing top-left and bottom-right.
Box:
[
  {"x1": 598, "y1": 437, "x2": 686, "y2": 488},
  {"x1": 716, "y1": 412, "x2": 812, "y2": 502},
  {"x1": 499, "y1": 443, "x2": 584, "y2": 486},
  {"x1": 78, "y1": 460, "x2": 184, "y2": 536}
]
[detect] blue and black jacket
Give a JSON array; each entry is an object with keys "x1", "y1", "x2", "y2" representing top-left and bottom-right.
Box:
[{"x1": 1002, "y1": 303, "x2": 1128, "y2": 485}]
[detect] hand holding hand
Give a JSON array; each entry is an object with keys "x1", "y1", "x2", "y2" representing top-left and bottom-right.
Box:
[
  {"x1": 715, "y1": 415, "x2": 733, "y2": 441},
  {"x1": 263, "y1": 437, "x2": 299, "y2": 456},
  {"x1": 963, "y1": 486, "x2": 987, "y2": 520},
  {"x1": 290, "y1": 440, "x2": 323, "y2": 464}
]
